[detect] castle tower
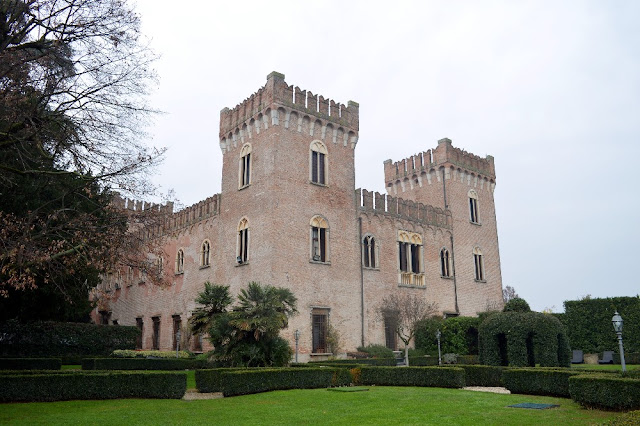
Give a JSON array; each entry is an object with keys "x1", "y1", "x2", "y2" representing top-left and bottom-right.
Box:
[
  {"x1": 383, "y1": 138, "x2": 503, "y2": 315},
  {"x1": 217, "y1": 72, "x2": 362, "y2": 358}
]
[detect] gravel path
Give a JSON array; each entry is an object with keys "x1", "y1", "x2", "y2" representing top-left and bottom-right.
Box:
[{"x1": 463, "y1": 386, "x2": 511, "y2": 394}]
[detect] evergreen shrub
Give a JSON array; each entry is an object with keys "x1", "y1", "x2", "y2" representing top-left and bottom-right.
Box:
[
  {"x1": 195, "y1": 368, "x2": 247, "y2": 392},
  {"x1": 0, "y1": 321, "x2": 139, "y2": 357},
  {"x1": 359, "y1": 366, "x2": 464, "y2": 388},
  {"x1": 0, "y1": 358, "x2": 61, "y2": 370},
  {"x1": 356, "y1": 345, "x2": 394, "y2": 358},
  {"x1": 0, "y1": 371, "x2": 186, "y2": 402},
  {"x1": 456, "y1": 365, "x2": 504, "y2": 387},
  {"x1": 479, "y1": 312, "x2": 571, "y2": 367},
  {"x1": 82, "y1": 358, "x2": 207, "y2": 370},
  {"x1": 219, "y1": 368, "x2": 351, "y2": 397},
  {"x1": 111, "y1": 350, "x2": 192, "y2": 358},
  {"x1": 570, "y1": 374, "x2": 640, "y2": 410},
  {"x1": 502, "y1": 368, "x2": 580, "y2": 397},
  {"x1": 415, "y1": 317, "x2": 480, "y2": 356},
  {"x1": 564, "y1": 296, "x2": 640, "y2": 353}
]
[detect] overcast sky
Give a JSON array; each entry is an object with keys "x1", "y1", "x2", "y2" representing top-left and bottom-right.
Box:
[{"x1": 133, "y1": 0, "x2": 640, "y2": 313}]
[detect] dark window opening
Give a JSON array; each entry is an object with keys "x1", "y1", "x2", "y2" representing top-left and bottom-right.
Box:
[
  {"x1": 136, "y1": 318, "x2": 143, "y2": 349},
  {"x1": 474, "y1": 253, "x2": 484, "y2": 281},
  {"x1": 172, "y1": 315, "x2": 182, "y2": 351},
  {"x1": 469, "y1": 197, "x2": 478, "y2": 223},
  {"x1": 311, "y1": 151, "x2": 326, "y2": 184},
  {"x1": 152, "y1": 316, "x2": 161, "y2": 350},
  {"x1": 312, "y1": 227, "x2": 326, "y2": 262},
  {"x1": 384, "y1": 315, "x2": 398, "y2": 350},
  {"x1": 440, "y1": 248, "x2": 451, "y2": 277},
  {"x1": 312, "y1": 313, "x2": 327, "y2": 353}
]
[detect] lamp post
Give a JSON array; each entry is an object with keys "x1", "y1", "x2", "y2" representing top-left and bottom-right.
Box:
[
  {"x1": 436, "y1": 329, "x2": 442, "y2": 366},
  {"x1": 294, "y1": 329, "x2": 300, "y2": 363},
  {"x1": 611, "y1": 311, "x2": 626, "y2": 373},
  {"x1": 176, "y1": 329, "x2": 181, "y2": 358}
]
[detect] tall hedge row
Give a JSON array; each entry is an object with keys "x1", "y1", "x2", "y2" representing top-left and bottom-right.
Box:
[
  {"x1": 564, "y1": 297, "x2": 640, "y2": 353},
  {"x1": 0, "y1": 371, "x2": 186, "y2": 402},
  {"x1": 0, "y1": 320, "x2": 139, "y2": 357},
  {"x1": 82, "y1": 358, "x2": 209, "y2": 370},
  {"x1": 0, "y1": 358, "x2": 61, "y2": 370}
]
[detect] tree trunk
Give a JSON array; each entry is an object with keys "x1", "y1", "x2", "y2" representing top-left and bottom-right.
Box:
[{"x1": 404, "y1": 346, "x2": 409, "y2": 367}]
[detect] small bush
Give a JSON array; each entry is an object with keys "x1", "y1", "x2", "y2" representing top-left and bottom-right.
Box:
[
  {"x1": 457, "y1": 365, "x2": 504, "y2": 387},
  {"x1": 359, "y1": 366, "x2": 464, "y2": 388},
  {"x1": 111, "y1": 350, "x2": 192, "y2": 359},
  {"x1": 457, "y1": 355, "x2": 480, "y2": 365},
  {"x1": 0, "y1": 358, "x2": 61, "y2": 370},
  {"x1": 0, "y1": 371, "x2": 186, "y2": 402},
  {"x1": 570, "y1": 374, "x2": 640, "y2": 411},
  {"x1": 503, "y1": 298, "x2": 531, "y2": 312},
  {"x1": 219, "y1": 368, "x2": 351, "y2": 397},
  {"x1": 503, "y1": 368, "x2": 579, "y2": 397},
  {"x1": 82, "y1": 358, "x2": 207, "y2": 370},
  {"x1": 407, "y1": 356, "x2": 439, "y2": 366},
  {"x1": 356, "y1": 345, "x2": 394, "y2": 358}
]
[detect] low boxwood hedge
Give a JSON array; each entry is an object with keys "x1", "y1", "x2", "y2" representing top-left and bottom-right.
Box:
[
  {"x1": 570, "y1": 374, "x2": 640, "y2": 411},
  {"x1": 219, "y1": 367, "x2": 352, "y2": 397},
  {"x1": 195, "y1": 368, "x2": 247, "y2": 392},
  {"x1": 455, "y1": 365, "x2": 504, "y2": 387},
  {"x1": 359, "y1": 366, "x2": 464, "y2": 388},
  {"x1": 311, "y1": 358, "x2": 396, "y2": 366},
  {"x1": 503, "y1": 368, "x2": 581, "y2": 397},
  {"x1": 82, "y1": 358, "x2": 208, "y2": 370},
  {"x1": 0, "y1": 358, "x2": 61, "y2": 370},
  {"x1": 0, "y1": 371, "x2": 186, "y2": 402}
]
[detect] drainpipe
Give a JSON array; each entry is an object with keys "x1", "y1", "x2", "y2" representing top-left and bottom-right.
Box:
[{"x1": 358, "y1": 216, "x2": 365, "y2": 347}]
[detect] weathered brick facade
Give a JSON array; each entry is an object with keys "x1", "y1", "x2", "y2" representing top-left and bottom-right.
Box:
[{"x1": 97, "y1": 72, "x2": 503, "y2": 361}]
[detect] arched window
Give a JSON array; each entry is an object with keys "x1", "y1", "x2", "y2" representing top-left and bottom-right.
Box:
[
  {"x1": 237, "y1": 218, "x2": 249, "y2": 264},
  {"x1": 362, "y1": 235, "x2": 377, "y2": 269},
  {"x1": 468, "y1": 189, "x2": 479, "y2": 223},
  {"x1": 473, "y1": 247, "x2": 485, "y2": 281},
  {"x1": 175, "y1": 249, "x2": 184, "y2": 274},
  {"x1": 239, "y1": 143, "x2": 252, "y2": 188},
  {"x1": 310, "y1": 215, "x2": 329, "y2": 263},
  {"x1": 201, "y1": 240, "x2": 210, "y2": 267},
  {"x1": 156, "y1": 256, "x2": 163, "y2": 276},
  {"x1": 440, "y1": 248, "x2": 451, "y2": 277},
  {"x1": 310, "y1": 141, "x2": 328, "y2": 185}
]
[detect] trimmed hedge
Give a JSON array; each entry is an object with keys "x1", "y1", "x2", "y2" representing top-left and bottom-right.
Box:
[
  {"x1": 82, "y1": 358, "x2": 208, "y2": 370},
  {"x1": 456, "y1": 365, "x2": 504, "y2": 387},
  {"x1": 457, "y1": 355, "x2": 480, "y2": 365},
  {"x1": 195, "y1": 368, "x2": 247, "y2": 392},
  {"x1": 111, "y1": 350, "x2": 192, "y2": 359},
  {"x1": 311, "y1": 358, "x2": 396, "y2": 366},
  {"x1": 0, "y1": 358, "x2": 61, "y2": 370},
  {"x1": 0, "y1": 320, "x2": 139, "y2": 357},
  {"x1": 479, "y1": 312, "x2": 571, "y2": 367},
  {"x1": 570, "y1": 374, "x2": 640, "y2": 410},
  {"x1": 219, "y1": 368, "x2": 352, "y2": 397},
  {"x1": 564, "y1": 296, "x2": 639, "y2": 353},
  {"x1": 615, "y1": 352, "x2": 640, "y2": 365},
  {"x1": 0, "y1": 371, "x2": 186, "y2": 402},
  {"x1": 359, "y1": 366, "x2": 464, "y2": 388},
  {"x1": 503, "y1": 368, "x2": 580, "y2": 397}
]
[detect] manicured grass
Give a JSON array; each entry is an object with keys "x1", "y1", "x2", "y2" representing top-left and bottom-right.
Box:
[
  {"x1": 0, "y1": 386, "x2": 621, "y2": 425},
  {"x1": 571, "y1": 364, "x2": 639, "y2": 371}
]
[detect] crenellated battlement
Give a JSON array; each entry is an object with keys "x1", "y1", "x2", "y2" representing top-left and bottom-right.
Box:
[
  {"x1": 356, "y1": 189, "x2": 452, "y2": 229},
  {"x1": 219, "y1": 72, "x2": 359, "y2": 153},
  {"x1": 383, "y1": 138, "x2": 496, "y2": 195},
  {"x1": 111, "y1": 193, "x2": 174, "y2": 214}
]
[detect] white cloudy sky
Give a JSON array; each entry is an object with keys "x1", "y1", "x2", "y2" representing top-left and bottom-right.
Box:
[{"x1": 133, "y1": 0, "x2": 640, "y2": 313}]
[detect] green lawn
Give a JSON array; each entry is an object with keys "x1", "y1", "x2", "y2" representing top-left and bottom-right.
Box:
[{"x1": 0, "y1": 386, "x2": 622, "y2": 425}]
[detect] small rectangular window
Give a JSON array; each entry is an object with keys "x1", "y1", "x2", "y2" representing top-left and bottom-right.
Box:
[
  {"x1": 474, "y1": 254, "x2": 484, "y2": 281},
  {"x1": 152, "y1": 316, "x2": 161, "y2": 350},
  {"x1": 136, "y1": 318, "x2": 143, "y2": 349},
  {"x1": 312, "y1": 227, "x2": 326, "y2": 262},
  {"x1": 312, "y1": 313, "x2": 327, "y2": 353}
]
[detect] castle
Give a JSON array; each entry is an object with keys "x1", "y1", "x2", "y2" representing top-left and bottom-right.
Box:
[{"x1": 96, "y1": 72, "x2": 504, "y2": 361}]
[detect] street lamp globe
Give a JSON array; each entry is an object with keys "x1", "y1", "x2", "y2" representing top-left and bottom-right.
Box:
[{"x1": 612, "y1": 311, "x2": 623, "y2": 333}]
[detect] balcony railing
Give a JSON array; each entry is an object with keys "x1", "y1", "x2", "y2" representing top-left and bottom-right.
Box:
[{"x1": 400, "y1": 272, "x2": 425, "y2": 287}]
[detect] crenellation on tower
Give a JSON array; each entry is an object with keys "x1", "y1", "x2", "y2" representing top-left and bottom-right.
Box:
[{"x1": 219, "y1": 72, "x2": 359, "y2": 154}]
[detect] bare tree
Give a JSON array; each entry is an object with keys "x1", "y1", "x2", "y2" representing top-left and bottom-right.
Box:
[
  {"x1": 379, "y1": 293, "x2": 439, "y2": 366},
  {"x1": 502, "y1": 285, "x2": 519, "y2": 304},
  {"x1": 0, "y1": 0, "x2": 166, "y2": 311}
]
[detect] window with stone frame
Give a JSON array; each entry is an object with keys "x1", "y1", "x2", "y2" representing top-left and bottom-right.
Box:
[
  {"x1": 237, "y1": 218, "x2": 249, "y2": 264},
  {"x1": 152, "y1": 316, "x2": 161, "y2": 350},
  {"x1": 362, "y1": 234, "x2": 378, "y2": 269},
  {"x1": 384, "y1": 313, "x2": 398, "y2": 350},
  {"x1": 310, "y1": 215, "x2": 329, "y2": 263},
  {"x1": 310, "y1": 141, "x2": 328, "y2": 185},
  {"x1": 135, "y1": 317, "x2": 143, "y2": 349},
  {"x1": 473, "y1": 247, "x2": 485, "y2": 281},
  {"x1": 469, "y1": 189, "x2": 479, "y2": 223},
  {"x1": 239, "y1": 143, "x2": 252, "y2": 188},
  {"x1": 201, "y1": 240, "x2": 211, "y2": 267},
  {"x1": 172, "y1": 315, "x2": 182, "y2": 350},
  {"x1": 175, "y1": 249, "x2": 184, "y2": 274},
  {"x1": 440, "y1": 247, "x2": 452, "y2": 277},
  {"x1": 397, "y1": 230, "x2": 424, "y2": 286},
  {"x1": 312, "y1": 308, "x2": 329, "y2": 353},
  {"x1": 156, "y1": 256, "x2": 163, "y2": 277}
]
